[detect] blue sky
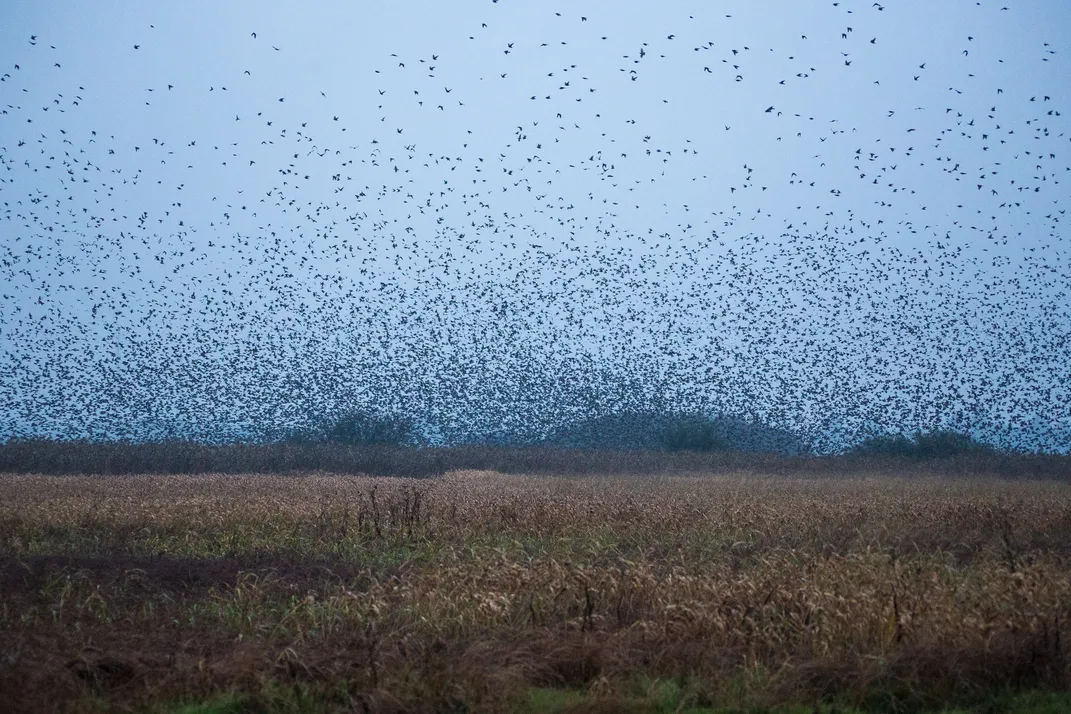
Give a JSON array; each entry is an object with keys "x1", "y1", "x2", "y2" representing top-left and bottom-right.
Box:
[{"x1": 1, "y1": 1, "x2": 1069, "y2": 449}]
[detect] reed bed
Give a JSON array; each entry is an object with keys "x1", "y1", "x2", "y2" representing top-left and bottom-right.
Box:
[{"x1": 1, "y1": 471, "x2": 1069, "y2": 712}]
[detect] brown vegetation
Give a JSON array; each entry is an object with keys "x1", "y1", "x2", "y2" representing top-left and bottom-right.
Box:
[{"x1": 1, "y1": 471, "x2": 1070, "y2": 712}]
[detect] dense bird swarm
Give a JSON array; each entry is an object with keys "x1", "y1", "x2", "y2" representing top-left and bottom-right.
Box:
[
  {"x1": 0, "y1": 4, "x2": 1068, "y2": 448},
  {"x1": 2, "y1": 472, "x2": 1070, "y2": 712}
]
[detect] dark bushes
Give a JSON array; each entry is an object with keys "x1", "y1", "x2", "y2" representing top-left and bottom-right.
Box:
[
  {"x1": 284, "y1": 410, "x2": 418, "y2": 446},
  {"x1": 851, "y1": 429, "x2": 997, "y2": 459},
  {"x1": 663, "y1": 418, "x2": 730, "y2": 452},
  {"x1": 543, "y1": 411, "x2": 805, "y2": 454},
  {"x1": 2, "y1": 438, "x2": 1070, "y2": 478},
  {"x1": 0, "y1": 439, "x2": 440, "y2": 478}
]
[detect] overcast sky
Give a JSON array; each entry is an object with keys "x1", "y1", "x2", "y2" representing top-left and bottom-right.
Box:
[{"x1": 2, "y1": 1, "x2": 1069, "y2": 449}]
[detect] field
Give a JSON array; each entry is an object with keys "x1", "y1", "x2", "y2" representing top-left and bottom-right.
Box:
[{"x1": 2, "y1": 469, "x2": 1070, "y2": 713}]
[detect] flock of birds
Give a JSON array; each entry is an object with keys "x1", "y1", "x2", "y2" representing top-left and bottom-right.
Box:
[{"x1": 0, "y1": 3, "x2": 1068, "y2": 452}]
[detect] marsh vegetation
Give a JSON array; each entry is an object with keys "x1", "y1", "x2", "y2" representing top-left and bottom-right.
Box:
[{"x1": 2, "y1": 469, "x2": 1070, "y2": 712}]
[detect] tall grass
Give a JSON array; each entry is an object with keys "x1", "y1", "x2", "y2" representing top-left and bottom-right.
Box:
[{"x1": 2, "y1": 471, "x2": 1070, "y2": 712}]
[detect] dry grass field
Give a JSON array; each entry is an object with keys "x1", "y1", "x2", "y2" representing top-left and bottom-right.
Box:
[{"x1": 2, "y1": 470, "x2": 1071, "y2": 713}]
